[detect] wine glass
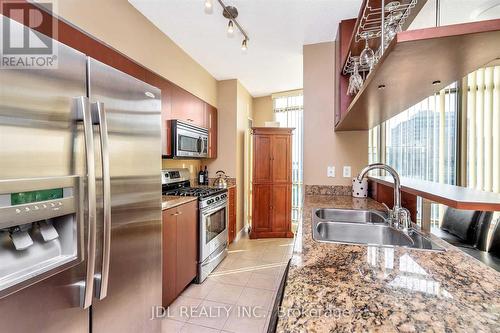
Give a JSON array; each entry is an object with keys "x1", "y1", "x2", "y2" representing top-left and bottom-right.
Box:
[
  {"x1": 348, "y1": 57, "x2": 363, "y2": 96},
  {"x1": 359, "y1": 31, "x2": 375, "y2": 71},
  {"x1": 384, "y1": 11, "x2": 402, "y2": 45}
]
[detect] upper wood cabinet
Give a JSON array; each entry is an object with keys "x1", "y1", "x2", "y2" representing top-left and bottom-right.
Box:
[
  {"x1": 170, "y1": 85, "x2": 205, "y2": 127},
  {"x1": 335, "y1": 19, "x2": 356, "y2": 126},
  {"x1": 206, "y1": 104, "x2": 218, "y2": 158},
  {"x1": 251, "y1": 127, "x2": 294, "y2": 239},
  {"x1": 144, "y1": 73, "x2": 218, "y2": 158},
  {"x1": 334, "y1": 0, "x2": 500, "y2": 131}
]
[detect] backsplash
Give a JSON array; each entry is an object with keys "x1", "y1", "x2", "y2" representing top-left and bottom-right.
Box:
[
  {"x1": 162, "y1": 159, "x2": 201, "y2": 180},
  {"x1": 305, "y1": 185, "x2": 352, "y2": 196},
  {"x1": 207, "y1": 177, "x2": 237, "y2": 187}
]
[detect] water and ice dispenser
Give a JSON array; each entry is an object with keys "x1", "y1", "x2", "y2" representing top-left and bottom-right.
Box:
[{"x1": 0, "y1": 176, "x2": 83, "y2": 297}]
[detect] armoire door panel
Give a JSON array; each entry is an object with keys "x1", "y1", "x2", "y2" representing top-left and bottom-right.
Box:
[
  {"x1": 252, "y1": 184, "x2": 272, "y2": 232},
  {"x1": 272, "y1": 185, "x2": 290, "y2": 232},
  {"x1": 272, "y1": 135, "x2": 290, "y2": 183},
  {"x1": 253, "y1": 135, "x2": 272, "y2": 183}
]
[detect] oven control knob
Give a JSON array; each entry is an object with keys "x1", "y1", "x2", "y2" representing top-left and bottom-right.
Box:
[{"x1": 215, "y1": 197, "x2": 220, "y2": 201}]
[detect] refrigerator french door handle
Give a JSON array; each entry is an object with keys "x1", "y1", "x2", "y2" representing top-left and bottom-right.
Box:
[
  {"x1": 75, "y1": 96, "x2": 97, "y2": 309},
  {"x1": 93, "y1": 101, "x2": 111, "y2": 300}
]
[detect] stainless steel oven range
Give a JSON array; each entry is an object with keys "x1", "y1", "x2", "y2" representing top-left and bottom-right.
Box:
[{"x1": 162, "y1": 168, "x2": 228, "y2": 283}]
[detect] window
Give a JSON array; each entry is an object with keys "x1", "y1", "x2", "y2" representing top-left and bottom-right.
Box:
[
  {"x1": 368, "y1": 125, "x2": 380, "y2": 165},
  {"x1": 379, "y1": 83, "x2": 459, "y2": 226},
  {"x1": 273, "y1": 93, "x2": 304, "y2": 227},
  {"x1": 385, "y1": 83, "x2": 458, "y2": 185}
]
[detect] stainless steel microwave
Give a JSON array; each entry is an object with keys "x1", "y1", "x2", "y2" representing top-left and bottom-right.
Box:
[{"x1": 171, "y1": 120, "x2": 209, "y2": 158}]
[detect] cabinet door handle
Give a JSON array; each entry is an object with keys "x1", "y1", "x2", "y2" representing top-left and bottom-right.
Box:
[
  {"x1": 187, "y1": 118, "x2": 194, "y2": 122},
  {"x1": 171, "y1": 211, "x2": 183, "y2": 216}
]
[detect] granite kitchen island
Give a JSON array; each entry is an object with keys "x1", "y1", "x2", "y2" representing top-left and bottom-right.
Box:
[{"x1": 276, "y1": 195, "x2": 500, "y2": 332}]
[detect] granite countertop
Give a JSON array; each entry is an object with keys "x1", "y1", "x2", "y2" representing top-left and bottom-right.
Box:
[
  {"x1": 277, "y1": 195, "x2": 500, "y2": 332},
  {"x1": 161, "y1": 195, "x2": 197, "y2": 210}
]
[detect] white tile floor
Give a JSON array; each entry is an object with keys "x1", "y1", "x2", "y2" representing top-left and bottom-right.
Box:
[{"x1": 161, "y1": 234, "x2": 294, "y2": 333}]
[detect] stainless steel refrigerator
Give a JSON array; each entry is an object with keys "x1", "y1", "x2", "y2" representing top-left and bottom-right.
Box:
[{"x1": 0, "y1": 15, "x2": 162, "y2": 333}]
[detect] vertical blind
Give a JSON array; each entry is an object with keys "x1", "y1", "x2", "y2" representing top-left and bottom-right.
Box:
[
  {"x1": 273, "y1": 93, "x2": 304, "y2": 225},
  {"x1": 466, "y1": 66, "x2": 500, "y2": 228}
]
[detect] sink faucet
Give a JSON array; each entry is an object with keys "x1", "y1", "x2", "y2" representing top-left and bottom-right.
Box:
[{"x1": 357, "y1": 163, "x2": 412, "y2": 231}]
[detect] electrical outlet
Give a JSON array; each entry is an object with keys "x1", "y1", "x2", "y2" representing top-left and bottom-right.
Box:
[
  {"x1": 327, "y1": 166, "x2": 335, "y2": 178},
  {"x1": 343, "y1": 166, "x2": 352, "y2": 178}
]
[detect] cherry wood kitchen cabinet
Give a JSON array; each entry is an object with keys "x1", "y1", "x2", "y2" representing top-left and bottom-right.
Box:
[
  {"x1": 206, "y1": 104, "x2": 218, "y2": 158},
  {"x1": 228, "y1": 186, "x2": 237, "y2": 243},
  {"x1": 162, "y1": 200, "x2": 198, "y2": 306},
  {"x1": 170, "y1": 84, "x2": 205, "y2": 127},
  {"x1": 251, "y1": 127, "x2": 294, "y2": 239},
  {"x1": 252, "y1": 184, "x2": 272, "y2": 233},
  {"x1": 253, "y1": 134, "x2": 273, "y2": 183}
]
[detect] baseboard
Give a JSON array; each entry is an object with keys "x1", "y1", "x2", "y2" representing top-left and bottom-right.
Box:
[{"x1": 234, "y1": 224, "x2": 249, "y2": 243}]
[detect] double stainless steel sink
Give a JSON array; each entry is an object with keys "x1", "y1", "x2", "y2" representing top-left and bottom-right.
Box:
[{"x1": 312, "y1": 208, "x2": 445, "y2": 251}]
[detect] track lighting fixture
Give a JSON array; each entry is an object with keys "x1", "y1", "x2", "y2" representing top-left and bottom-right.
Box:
[
  {"x1": 227, "y1": 20, "x2": 234, "y2": 37},
  {"x1": 205, "y1": 0, "x2": 250, "y2": 50}
]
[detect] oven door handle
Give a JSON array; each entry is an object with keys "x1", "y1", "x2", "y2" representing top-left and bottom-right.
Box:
[
  {"x1": 201, "y1": 201, "x2": 227, "y2": 215},
  {"x1": 202, "y1": 245, "x2": 228, "y2": 265}
]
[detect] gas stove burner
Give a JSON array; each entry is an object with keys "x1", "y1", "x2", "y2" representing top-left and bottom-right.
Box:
[{"x1": 165, "y1": 187, "x2": 226, "y2": 199}]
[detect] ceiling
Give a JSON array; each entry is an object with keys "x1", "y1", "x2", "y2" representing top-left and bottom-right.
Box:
[
  {"x1": 410, "y1": 0, "x2": 500, "y2": 29},
  {"x1": 128, "y1": 0, "x2": 360, "y2": 97}
]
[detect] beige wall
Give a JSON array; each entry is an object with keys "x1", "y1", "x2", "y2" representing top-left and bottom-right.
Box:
[
  {"x1": 236, "y1": 81, "x2": 253, "y2": 234},
  {"x1": 53, "y1": 0, "x2": 217, "y2": 106},
  {"x1": 303, "y1": 42, "x2": 368, "y2": 186},
  {"x1": 252, "y1": 96, "x2": 274, "y2": 127},
  {"x1": 205, "y1": 79, "x2": 253, "y2": 234},
  {"x1": 206, "y1": 80, "x2": 238, "y2": 177}
]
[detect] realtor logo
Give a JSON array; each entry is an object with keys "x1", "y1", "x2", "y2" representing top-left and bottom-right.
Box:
[{"x1": 1, "y1": 1, "x2": 58, "y2": 68}]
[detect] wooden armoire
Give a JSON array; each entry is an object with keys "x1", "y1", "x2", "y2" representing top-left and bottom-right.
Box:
[{"x1": 250, "y1": 127, "x2": 294, "y2": 239}]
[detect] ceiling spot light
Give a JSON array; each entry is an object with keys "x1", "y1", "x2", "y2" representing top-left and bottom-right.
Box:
[
  {"x1": 378, "y1": 84, "x2": 386, "y2": 90},
  {"x1": 204, "y1": 0, "x2": 213, "y2": 14},
  {"x1": 227, "y1": 20, "x2": 234, "y2": 37},
  {"x1": 241, "y1": 39, "x2": 248, "y2": 52},
  {"x1": 432, "y1": 80, "x2": 441, "y2": 85}
]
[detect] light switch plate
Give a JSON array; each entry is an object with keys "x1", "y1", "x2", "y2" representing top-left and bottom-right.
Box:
[
  {"x1": 327, "y1": 166, "x2": 335, "y2": 178},
  {"x1": 343, "y1": 166, "x2": 352, "y2": 178}
]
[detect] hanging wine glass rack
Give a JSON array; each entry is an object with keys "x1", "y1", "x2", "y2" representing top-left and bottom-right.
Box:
[{"x1": 342, "y1": 0, "x2": 420, "y2": 76}]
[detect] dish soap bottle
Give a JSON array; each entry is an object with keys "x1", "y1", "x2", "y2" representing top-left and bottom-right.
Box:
[{"x1": 198, "y1": 166, "x2": 204, "y2": 185}]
